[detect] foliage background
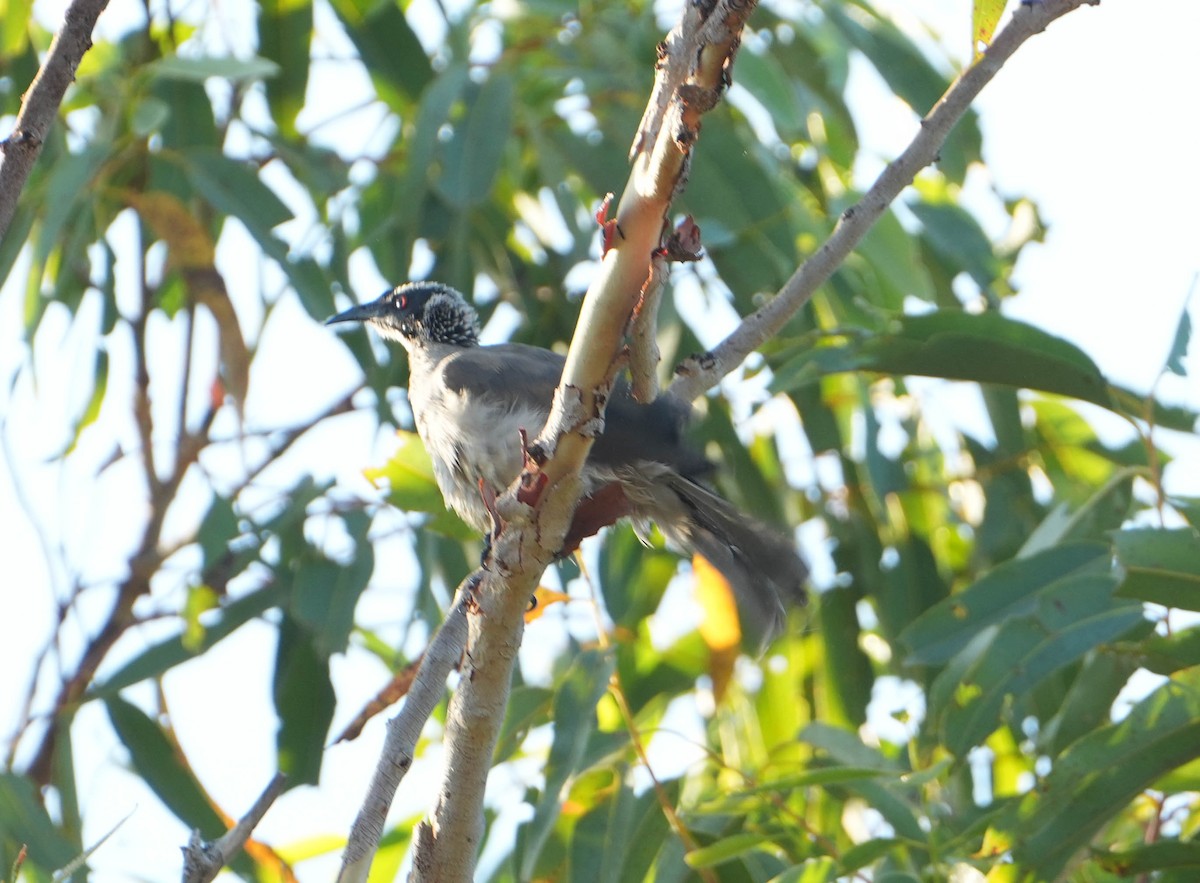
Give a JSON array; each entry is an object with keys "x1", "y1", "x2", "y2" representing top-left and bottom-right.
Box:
[{"x1": 2, "y1": 0, "x2": 1199, "y2": 881}]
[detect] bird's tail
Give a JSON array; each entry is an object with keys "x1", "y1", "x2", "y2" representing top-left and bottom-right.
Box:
[{"x1": 620, "y1": 464, "x2": 808, "y2": 647}]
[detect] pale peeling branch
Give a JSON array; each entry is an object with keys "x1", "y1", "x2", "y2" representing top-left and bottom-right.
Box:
[
  {"x1": 668, "y1": 0, "x2": 1099, "y2": 404},
  {"x1": 402, "y1": 2, "x2": 760, "y2": 881},
  {"x1": 0, "y1": 0, "x2": 110, "y2": 241},
  {"x1": 337, "y1": 579, "x2": 474, "y2": 883}
]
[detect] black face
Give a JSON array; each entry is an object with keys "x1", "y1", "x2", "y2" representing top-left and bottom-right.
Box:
[
  {"x1": 378, "y1": 283, "x2": 445, "y2": 339},
  {"x1": 326, "y1": 282, "x2": 479, "y2": 347}
]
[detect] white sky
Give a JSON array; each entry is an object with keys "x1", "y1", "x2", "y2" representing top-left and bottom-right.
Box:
[{"x1": 2, "y1": 0, "x2": 1198, "y2": 880}]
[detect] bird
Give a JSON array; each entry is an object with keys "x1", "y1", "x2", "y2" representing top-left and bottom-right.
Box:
[{"x1": 327, "y1": 281, "x2": 807, "y2": 641}]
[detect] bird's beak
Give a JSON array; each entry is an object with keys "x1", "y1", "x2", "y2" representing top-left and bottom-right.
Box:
[{"x1": 325, "y1": 299, "x2": 386, "y2": 327}]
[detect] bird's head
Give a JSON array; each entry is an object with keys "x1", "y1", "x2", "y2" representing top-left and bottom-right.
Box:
[{"x1": 326, "y1": 282, "x2": 480, "y2": 348}]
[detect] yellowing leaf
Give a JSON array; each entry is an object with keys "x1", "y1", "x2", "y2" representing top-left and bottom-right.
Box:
[
  {"x1": 973, "y1": 0, "x2": 1006, "y2": 60},
  {"x1": 693, "y1": 554, "x2": 740, "y2": 702},
  {"x1": 120, "y1": 189, "x2": 215, "y2": 269}
]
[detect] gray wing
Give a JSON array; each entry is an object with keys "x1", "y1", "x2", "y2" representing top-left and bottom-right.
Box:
[
  {"x1": 440, "y1": 343, "x2": 562, "y2": 417},
  {"x1": 440, "y1": 343, "x2": 707, "y2": 475}
]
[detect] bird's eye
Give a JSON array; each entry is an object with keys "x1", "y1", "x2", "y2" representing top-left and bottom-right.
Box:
[{"x1": 399, "y1": 295, "x2": 408, "y2": 309}]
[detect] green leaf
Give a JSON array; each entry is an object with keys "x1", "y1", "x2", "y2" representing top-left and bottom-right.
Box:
[
  {"x1": 104, "y1": 697, "x2": 225, "y2": 838},
  {"x1": 273, "y1": 616, "x2": 336, "y2": 788},
  {"x1": 0, "y1": 0, "x2": 33, "y2": 56},
  {"x1": 150, "y1": 79, "x2": 218, "y2": 152},
  {"x1": 824, "y1": 2, "x2": 980, "y2": 180},
  {"x1": 391, "y1": 64, "x2": 470, "y2": 237},
  {"x1": 1108, "y1": 383, "x2": 1200, "y2": 431},
  {"x1": 434, "y1": 73, "x2": 515, "y2": 209},
  {"x1": 769, "y1": 858, "x2": 838, "y2": 883},
  {"x1": 799, "y1": 722, "x2": 894, "y2": 770},
  {"x1": 60, "y1": 348, "x2": 108, "y2": 456},
  {"x1": 838, "y1": 839, "x2": 907, "y2": 875},
  {"x1": 1114, "y1": 527, "x2": 1200, "y2": 610},
  {"x1": 279, "y1": 253, "x2": 335, "y2": 321},
  {"x1": 182, "y1": 147, "x2": 293, "y2": 233},
  {"x1": 131, "y1": 96, "x2": 171, "y2": 137},
  {"x1": 856, "y1": 208, "x2": 936, "y2": 309},
  {"x1": 1164, "y1": 294, "x2": 1192, "y2": 377},
  {"x1": 771, "y1": 312, "x2": 1113, "y2": 408},
  {"x1": 930, "y1": 577, "x2": 1144, "y2": 755},
  {"x1": 1141, "y1": 626, "x2": 1200, "y2": 675},
  {"x1": 571, "y1": 781, "x2": 675, "y2": 883},
  {"x1": 34, "y1": 145, "x2": 110, "y2": 266},
  {"x1": 327, "y1": 0, "x2": 432, "y2": 107},
  {"x1": 1039, "y1": 642, "x2": 1149, "y2": 755},
  {"x1": 899, "y1": 542, "x2": 1109, "y2": 666},
  {"x1": 198, "y1": 493, "x2": 239, "y2": 571},
  {"x1": 93, "y1": 584, "x2": 283, "y2": 696},
  {"x1": 1002, "y1": 668, "x2": 1200, "y2": 879},
  {"x1": 908, "y1": 200, "x2": 999, "y2": 292},
  {"x1": 365, "y1": 430, "x2": 448, "y2": 514},
  {"x1": 518, "y1": 649, "x2": 615, "y2": 881},
  {"x1": 286, "y1": 509, "x2": 373, "y2": 658},
  {"x1": 257, "y1": 0, "x2": 313, "y2": 137},
  {"x1": 734, "y1": 48, "x2": 804, "y2": 136},
  {"x1": 0, "y1": 773, "x2": 80, "y2": 872},
  {"x1": 819, "y1": 588, "x2": 872, "y2": 728},
  {"x1": 696, "y1": 767, "x2": 896, "y2": 813},
  {"x1": 1095, "y1": 840, "x2": 1200, "y2": 875},
  {"x1": 493, "y1": 686, "x2": 554, "y2": 765},
  {"x1": 685, "y1": 832, "x2": 773, "y2": 869},
  {"x1": 149, "y1": 55, "x2": 280, "y2": 83},
  {"x1": 365, "y1": 430, "x2": 474, "y2": 539},
  {"x1": 1019, "y1": 468, "x2": 1137, "y2": 555},
  {"x1": 597, "y1": 526, "x2": 677, "y2": 629},
  {"x1": 288, "y1": 551, "x2": 373, "y2": 658}
]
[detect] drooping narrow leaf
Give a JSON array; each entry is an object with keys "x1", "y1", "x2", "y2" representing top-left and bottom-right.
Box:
[
  {"x1": 93, "y1": 584, "x2": 283, "y2": 696},
  {"x1": 518, "y1": 649, "x2": 615, "y2": 880},
  {"x1": 182, "y1": 148, "x2": 293, "y2": 235},
  {"x1": 103, "y1": 697, "x2": 225, "y2": 838},
  {"x1": 287, "y1": 517, "x2": 374, "y2": 658},
  {"x1": 898, "y1": 542, "x2": 1109, "y2": 666},
  {"x1": 1163, "y1": 292, "x2": 1192, "y2": 377},
  {"x1": 149, "y1": 55, "x2": 280, "y2": 83},
  {"x1": 257, "y1": 0, "x2": 312, "y2": 138},
  {"x1": 273, "y1": 616, "x2": 336, "y2": 788},
  {"x1": 60, "y1": 349, "x2": 108, "y2": 456},
  {"x1": 326, "y1": 0, "x2": 432, "y2": 107},
  {"x1": 930, "y1": 575, "x2": 1145, "y2": 755},
  {"x1": 0, "y1": 773, "x2": 80, "y2": 872},
  {"x1": 434, "y1": 73, "x2": 515, "y2": 209},
  {"x1": 1000, "y1": 668, "x2": 1200, "y2": 879},
  {"x1": 1114, "y1": 527, "x2": 1200, "y2": 610},
  {"x1": 771, "y1": 312, "x2": 1114, "y2": 409}
]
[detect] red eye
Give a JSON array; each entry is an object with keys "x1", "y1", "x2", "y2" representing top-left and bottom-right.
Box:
[{"x1": 399, "y1": 295, "x2": 408, "y2": 308}]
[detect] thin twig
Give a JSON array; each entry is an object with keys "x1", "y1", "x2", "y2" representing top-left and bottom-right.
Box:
[
  {"x1": 0, "y1": 0, "x2": 110, "y2": 240},
  {"x1": 181, "y1": 773, "x2": 288, "y2": 883},
  {"x1": 668, "y1": 0, "x2": 1099, "y2": 403}
]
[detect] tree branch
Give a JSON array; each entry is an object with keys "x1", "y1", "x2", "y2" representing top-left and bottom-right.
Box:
[
  {"x1": 365, "y1": 3, "x2": 759, "y2": 881},
  {"x1": 668, "y1": 0, "x2": 1099, "y2": 403},
  {"x1": 337, "y1": 578, "x2": 474, "y2": 882},
  {"x1": 181, "y1": 773, "x2": 288, "y2": 883},
  {"x1": 0, "y1": 0, "x2": 110, "y2": 241}
]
